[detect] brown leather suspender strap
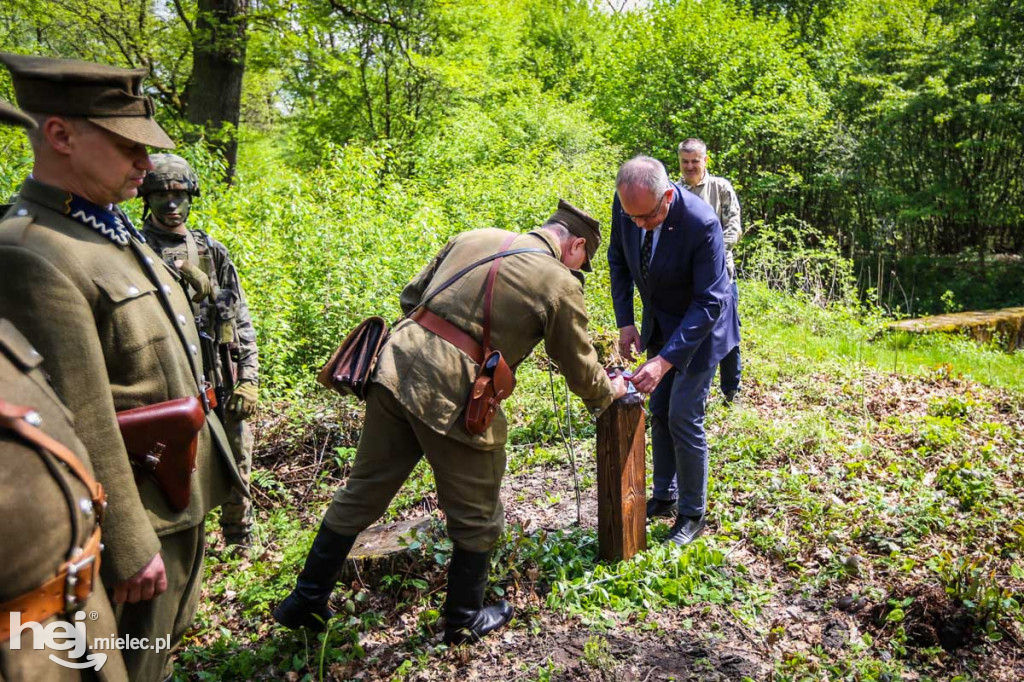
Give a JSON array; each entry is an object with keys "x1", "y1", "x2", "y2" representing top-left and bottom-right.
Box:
[
  {"x1": 0, "y1": 400, "x2": 105, "y2": 521},
  {"x1": 411, "y1": 233, "x2": 547, "y2": 365},
  {"x1": 481, "y1": 234, "x2": 517, "y2": 355},
  {"x1": 0, "y1": 399, "x2": 105, "y2": 641}
]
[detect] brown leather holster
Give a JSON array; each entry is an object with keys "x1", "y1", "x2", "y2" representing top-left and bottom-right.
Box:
[
  {"x1": 116, "y1": 387, "x2": 212, "y2": 513},
  {"x1": 0, "y1": 399, "x2": 106, "y2": 642}
]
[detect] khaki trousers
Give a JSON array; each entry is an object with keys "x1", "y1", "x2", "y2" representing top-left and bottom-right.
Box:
[
  {"x1": 324, "y1": 383, "x2": 507, "y2": 552},
  {"x1": 114, "y1": 524, "x2": 205, "y2": 682}
]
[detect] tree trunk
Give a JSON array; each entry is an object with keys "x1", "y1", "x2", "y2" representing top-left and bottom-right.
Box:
[{"x1": 187, "y1": 0, "x2": 249, "y2": 183}]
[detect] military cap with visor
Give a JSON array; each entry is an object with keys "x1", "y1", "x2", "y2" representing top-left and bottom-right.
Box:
[
  {"x1": 0, "y1": 52, "x2": 174, "y2": 149},
  {"x1": 546, "y1": 199, "x2": 601, "y2": 272},
  {"x1": 0, "y1": 98, "x2": 35, "y2": 129}
]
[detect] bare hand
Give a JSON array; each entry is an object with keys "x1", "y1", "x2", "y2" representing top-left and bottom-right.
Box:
[
  {"x1": 113, "y1": 553, "x2": 168, "y2": 604},
  {"x1": 630, "y1": 356, "x2": 672, "y2": 394},
  {"x1": 609, "y1": 373, "x2": 628, "y2": 401},
  {"x1": 618, "y1": 325, "x2": 642, "y2": 363}
]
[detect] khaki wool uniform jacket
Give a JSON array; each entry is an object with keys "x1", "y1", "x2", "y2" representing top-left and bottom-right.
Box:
[
  {"x1": 374, "y1": 228, "x2": 615, "y2": 449},
  {"x1": 0, "y1": 319, "x2": 129, "y2": 682},
  {"x1": 0, "y1": 178, "x2": 243, "y2": 584}
]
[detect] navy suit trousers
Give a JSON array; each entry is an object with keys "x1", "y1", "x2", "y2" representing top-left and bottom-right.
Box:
[{"x1": 648, "y1": 361, "x2": 716, "y2": 517}]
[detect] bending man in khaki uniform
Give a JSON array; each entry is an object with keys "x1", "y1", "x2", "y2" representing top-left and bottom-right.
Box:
[
  {"x1": 0, "y1": 100, "x2": 128, "y2": 682},
  {"x1": 275, "y1": 201, "x2": 626, "y2": 644},
  {"x1": 0, "y1": 54, "x2": 243, "y2": 682},
  {"x1": 140, "y1": 154, "x2": 260, "y2": 549}
]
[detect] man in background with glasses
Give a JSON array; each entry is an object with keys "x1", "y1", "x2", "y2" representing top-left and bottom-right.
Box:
[{"x1": 608, "y1": 155, "x2": 739, "y2": 546}]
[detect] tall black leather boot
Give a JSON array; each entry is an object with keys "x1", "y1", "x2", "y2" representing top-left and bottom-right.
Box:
[
  {"x1": 443, "y1": 547, "x2": 514, "y2": 645},
  {"x1": 273, "y1": 523, "x2": 357, "y2": 631}
]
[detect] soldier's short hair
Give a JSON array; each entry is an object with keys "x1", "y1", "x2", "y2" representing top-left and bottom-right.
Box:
[
  {"x1": 678, "y1": 138, "x2": 707, "y2": 156},
  {"x1": 615, "y1": 156, "x2": 671, "y2": 195}
]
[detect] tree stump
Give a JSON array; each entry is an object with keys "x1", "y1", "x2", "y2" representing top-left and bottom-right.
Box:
[
  {"x1": 340, "y1": 516, "x2": 435, "y2": 587},
  {"x1": 888, "y1": 307, "x2": 1024, "y2": 351},
  {"x1": 596, "y1": 392, "x2": 647, "y2": 561}
]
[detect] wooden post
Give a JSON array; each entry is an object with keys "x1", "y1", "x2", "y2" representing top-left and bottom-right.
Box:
[{"x1": 596, "y1": 392, "x2": 647, "y2": 561}]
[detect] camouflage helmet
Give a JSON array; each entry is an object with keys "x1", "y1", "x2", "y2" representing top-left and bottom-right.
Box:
[{"x1": 140, "y1": 153, "x2": 201, "y2": 198}]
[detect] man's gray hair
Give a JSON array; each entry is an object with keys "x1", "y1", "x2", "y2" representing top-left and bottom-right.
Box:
[
  {"x1": 615, "y1": 156, "x2": 671, "y2": 195},
  {"x1": 678, "y1": 138, "x2": 707, "y2": 156}
]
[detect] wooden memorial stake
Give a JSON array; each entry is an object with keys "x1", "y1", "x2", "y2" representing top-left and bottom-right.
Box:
[{"x1": 596, "y1": 392, "x2": 647, "y2": 561}]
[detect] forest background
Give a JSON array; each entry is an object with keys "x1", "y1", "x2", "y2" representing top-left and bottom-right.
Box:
[
  {"x1": 2, "y1": 0, "x2": 1022, "y2": 396},
  {"x1": 0, "y1": 1, "x2": 1023, "y2": 680}
]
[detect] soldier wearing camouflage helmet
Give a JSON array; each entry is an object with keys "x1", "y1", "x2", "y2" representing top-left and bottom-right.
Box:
[
  {"x1": 0, "y1": 54, "x2": 244, "y2": 682},
  {"x1": 139, "y1": 153, "x2": 260, "y2": 549}
]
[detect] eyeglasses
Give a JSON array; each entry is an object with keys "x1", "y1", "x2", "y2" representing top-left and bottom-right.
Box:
[{"x1": 623, "y1": 192, "x2": 666, "y2": 223}]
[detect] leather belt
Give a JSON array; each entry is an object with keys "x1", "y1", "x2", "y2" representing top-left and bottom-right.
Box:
[
  {"x1": 0, "y1": 527, "x2": 101, "y2": 641},
  {"x1": 0, "y1": 399, "x2": 107, "y2": 642},
  {"x1": 412, "y1": 308, "x2": 484, "y2": 364}
]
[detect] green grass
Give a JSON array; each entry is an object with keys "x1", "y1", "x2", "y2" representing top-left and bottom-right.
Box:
[
  {"x1": 179, "y1": 277, "x2": 1024, "y2": 681},
  {"x1": 742, "y1": 281, "x2": 1024, "y2": 391}
]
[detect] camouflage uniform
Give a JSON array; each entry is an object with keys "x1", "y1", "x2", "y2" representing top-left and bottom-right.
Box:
[{"x1": 140, "y1": 155, "x2": 258, "y2": 544}]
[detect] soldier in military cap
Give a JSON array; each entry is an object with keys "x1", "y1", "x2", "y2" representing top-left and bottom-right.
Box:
[
  {"x1": 275, "y1": 200, "x2": 627, "y2": 645},
  {"x1": 0, "y1": 99, "x2": 129, "y2": 682},
  {"x1": 139, "y1": 153, "x2": 260, "y2": 549},
  {"x1": 0, "y1": 54, "x2": 244, "y2": 682}
]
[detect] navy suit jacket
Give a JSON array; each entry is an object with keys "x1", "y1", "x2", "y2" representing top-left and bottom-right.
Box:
[{"x1": 608, "y1": 182, "x2": 740, "y2": 374}]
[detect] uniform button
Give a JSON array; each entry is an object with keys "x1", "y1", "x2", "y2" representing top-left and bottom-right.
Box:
[
  {"x1": 145, "y1": 257, "x2": 154, "y2": 265},
  {"x1": 79, "y1": 499, "x2": 94, "y2": 515},
  {"x1": 24, "y1": 410, "x2": 42, "y2": 427},
  {"x1": 162, "y1": 284, "x2": 172, "y2": 294},
  {"x1": 29, "y1": 349, "x2": 40, "y2": 358},
  {"x1": 16, "y1": 208, "x2": 28, "y2": 216},
  {"x1": 177, "y1": 314, "x2": 187, "y2": 325},
  {"x1": 190, "y1": 344, "x2": 198, "y2": 355},
  {"x1": 127, "y1": 286, "x2": 140, "y2": 296}
]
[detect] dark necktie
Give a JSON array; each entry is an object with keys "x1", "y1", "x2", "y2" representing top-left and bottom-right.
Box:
[{"x1": 640, "y1": 229, "x2": 654, "y2": 283}]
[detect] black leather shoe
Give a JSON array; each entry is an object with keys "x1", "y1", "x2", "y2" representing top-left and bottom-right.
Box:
[
  {"x1": 665, "y1": 514, "x2": 707, "y2": 546},
  {"x1": 646, "y1": 497, "x2": 678, "y2": 519},
  {"x1": 273, "y1": 524, "x2": 357, "y2": 631},
  {"x1": 443, "y1": 547, "x2": 514, "y2": 645},
  {"x1": 723, "y1": 389, "x2": 740, "y2": 404}
]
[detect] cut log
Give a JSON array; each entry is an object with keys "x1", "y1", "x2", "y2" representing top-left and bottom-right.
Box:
[
  {"x1": 888, "y1": 307, "x2": 1024, "y2": 351},
  {"x1": 596, "y1": 392, "x2": 647, "y2": 562},
  {"x1": 341, "y1": 516, "x2": 435, "y2": 587}
]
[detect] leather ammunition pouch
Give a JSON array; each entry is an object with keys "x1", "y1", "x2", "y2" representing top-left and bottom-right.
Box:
[
  {"x1": 116, "y1": 388, "x2": 212, "y2": 512},
  {"x1": 0, "y1": 399, "x2": 106, "y2": 642},
  {"x1": 317, "y1": 316, "x2": 390, "y2": 400}
]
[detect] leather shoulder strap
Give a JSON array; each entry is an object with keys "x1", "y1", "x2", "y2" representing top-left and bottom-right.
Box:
[
  {"x1": 405, "y1": 243, "x2": 549, "y2": 321},
  {"x1": 482, "y1": 234, "x2": 517, "y2": 354},
  {"x1": 0, "y1": 399, "x2": 105, "y2": 523}
]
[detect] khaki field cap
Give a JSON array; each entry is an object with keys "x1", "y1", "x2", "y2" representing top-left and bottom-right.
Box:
[
  {"x1": 0, "y1": 52, "x2": 174, "y2": 149},
  {"x1": 0, "y1": 98, "x2": 35, "y2": 129},
  {"x1": 548, "y1": 199, "x2": 601, "y2": 271}
]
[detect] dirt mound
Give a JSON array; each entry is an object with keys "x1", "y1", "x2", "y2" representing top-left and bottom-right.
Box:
[{"x1": 864, "y1": 585, "x2": 974, "y2": 651}]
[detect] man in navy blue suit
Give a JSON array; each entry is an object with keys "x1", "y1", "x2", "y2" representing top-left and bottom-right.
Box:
[{"x1": 608, "y1": 156, "x2": 740, "y2": 546}]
